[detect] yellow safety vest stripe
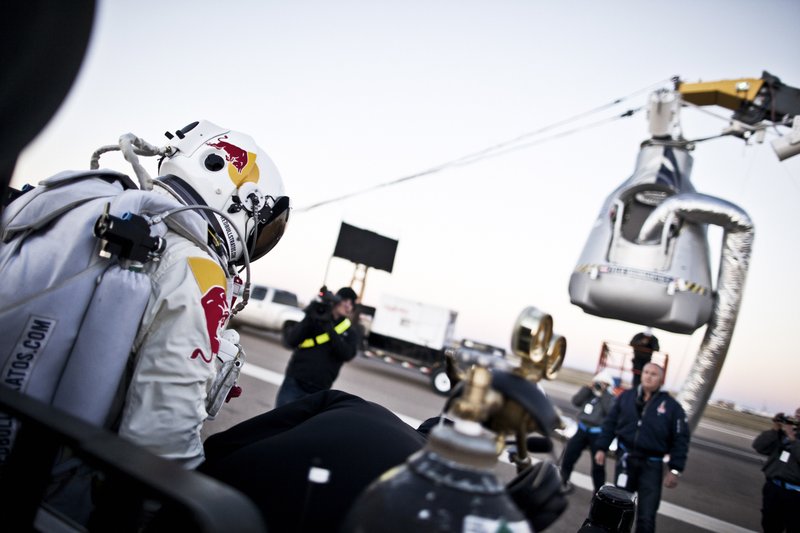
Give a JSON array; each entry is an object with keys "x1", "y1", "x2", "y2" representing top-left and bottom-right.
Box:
[{"x1": 298, "y1": 318, "x2": 352, "y2": 349}]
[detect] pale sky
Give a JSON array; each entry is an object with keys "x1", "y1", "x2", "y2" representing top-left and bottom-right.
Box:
[{"x1": 12, "y1": 0, "x2": 800, "y2": 413}]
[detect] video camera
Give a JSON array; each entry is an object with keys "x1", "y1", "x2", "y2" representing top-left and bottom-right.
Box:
[
  {"x1": 774, "y1": 414, "x2": 800, "y2": 427},
  {"x1": 306, "y1": 286, "x2": 339, "y2": 321},
  {"x1": 577, "y1": 485, "x2": 637, "y2": 533}
]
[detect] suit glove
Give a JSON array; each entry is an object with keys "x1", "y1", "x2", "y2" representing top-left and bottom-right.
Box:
[{"x1": 506, "y1": 460, "x2": 568, "y2": 531}]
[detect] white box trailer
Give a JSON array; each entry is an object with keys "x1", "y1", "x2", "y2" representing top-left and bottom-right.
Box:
[
  {"x1": 370, "y1": 295, "x2": 457, "y2": 350},
  {"x1": 363, "y1": 295, "x2": 458, "y2": 395}
]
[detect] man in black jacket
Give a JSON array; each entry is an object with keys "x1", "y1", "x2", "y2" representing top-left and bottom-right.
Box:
[
  {"x1": 275, "y1": 287, "x2": 360, "y2": 407},
  {"x1": 752, "y1": 406, "x2": 800, "y2": 532},
  {"x1": 593, "y1": 363, "x2": 689, "y2": 533}
]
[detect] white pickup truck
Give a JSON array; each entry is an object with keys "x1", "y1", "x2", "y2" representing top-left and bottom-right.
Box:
[{"x1": 231, "y1": 284, "x2": 306, "y2": 338}]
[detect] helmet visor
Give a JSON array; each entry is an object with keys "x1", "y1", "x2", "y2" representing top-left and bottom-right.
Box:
[{"x1": 247, "y1": 195, "x2": 290, "y2": 263}]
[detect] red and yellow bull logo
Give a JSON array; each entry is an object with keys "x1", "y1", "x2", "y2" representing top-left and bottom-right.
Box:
[
  {"x1": 188, "y1": 257, "x2": 229, "y2": 363},
  {"x1": 207, "y1": 135, "x2": 260, "y2": 187}
]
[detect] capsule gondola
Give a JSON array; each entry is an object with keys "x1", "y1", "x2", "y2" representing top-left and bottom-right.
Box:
[{"x1": 568, "y1": 92, "x2": 714, "y2": 334}]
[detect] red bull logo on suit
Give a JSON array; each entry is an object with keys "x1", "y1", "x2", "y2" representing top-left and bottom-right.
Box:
[{"x1": 188, "y1": 257, "x2": 229, "y2": 363}]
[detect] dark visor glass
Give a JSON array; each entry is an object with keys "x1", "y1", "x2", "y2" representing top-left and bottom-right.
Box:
[{"x1": 246, "y1": 196, "x2": 290, "y2": 263}]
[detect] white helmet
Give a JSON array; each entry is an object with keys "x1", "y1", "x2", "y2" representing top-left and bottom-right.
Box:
[
  {"x1": 156, "y1": 120, "x2": 290, "y2": 265},
  {"x1": 592, "y1": 369, "x2": 615, "y2": 388}
]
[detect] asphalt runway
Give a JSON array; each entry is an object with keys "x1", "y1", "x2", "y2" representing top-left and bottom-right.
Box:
[{"x1": 204, "y1": 327, "x2": 766, "y2": 532}]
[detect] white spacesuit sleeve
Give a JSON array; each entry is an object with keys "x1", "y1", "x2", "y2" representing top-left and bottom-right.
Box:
[{"x1": 118, "y1": 240, "x2": 225, "y2": 468}]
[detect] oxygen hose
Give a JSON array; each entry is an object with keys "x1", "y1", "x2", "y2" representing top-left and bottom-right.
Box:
[{"x1": 89, "y1": 133, "x2": 172, "y2": 191}]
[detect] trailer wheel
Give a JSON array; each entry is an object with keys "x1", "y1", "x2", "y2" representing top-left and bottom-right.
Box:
[{"x1": 430, "y1": 368, "x2": 452, "y2": 395}]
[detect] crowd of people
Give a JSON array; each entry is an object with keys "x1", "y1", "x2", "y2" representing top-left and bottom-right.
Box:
[{"x1": 561, "y1": 336, "x2": 799, "y2": 533}]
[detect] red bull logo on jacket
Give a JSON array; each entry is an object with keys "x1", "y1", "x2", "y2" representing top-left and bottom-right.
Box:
[
  {"x1": 188, "y1": 257, "x2": 229, "y2": 363},
  {"x1": 207, "y1": 136, "x2": 260, "y2": 187}
]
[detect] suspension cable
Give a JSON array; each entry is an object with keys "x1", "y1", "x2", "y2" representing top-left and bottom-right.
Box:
[{"x1": 297, "y1": 78, "x2": 674, "y2": 212}]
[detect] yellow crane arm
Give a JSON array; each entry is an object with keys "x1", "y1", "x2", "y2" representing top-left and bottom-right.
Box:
[
  {"x1": 677, "y1": 77, "x2": 765, "y2": 112},
  {"x1": 676, "y1": 71, "x2": 800, "y2": 126}
]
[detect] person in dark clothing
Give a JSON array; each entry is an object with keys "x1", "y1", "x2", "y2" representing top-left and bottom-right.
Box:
[
  {"x1": 752, "y1": 406, "x2": 800, "y2": 533},
  {"x1": 560, "y1": 370, "x2": 616, "y2": 494},
  {"x1": 594, "y1": 363, "x2": 689, "y2": 533},
  {"x1": 200, "y1": 390, "x2": 427, "y2": 532},
  {"x1": 629, "y1": 329, "x2": 659, "y2": 388},
  {"x1": 276, "y1": 286, "x2": 360, "y2": 407}
]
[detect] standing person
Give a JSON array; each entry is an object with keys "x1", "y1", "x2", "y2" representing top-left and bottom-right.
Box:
[
  {"x1": 0, "y1": 120, "x2": 290, "y2": 519},
  {"x1": 276, "y1": 286, "x2": 360, "y2": 407},
  {"x1": 560, "y1": 370, "x2": 616, "y2": 494},
  {"x1": 593, "y1": 363, "x2": 689, "y2": 533},
  {"x1": 629, "y1": 328, "x2": 660, "y2": 388},
  {"x1": 752, "y1": 407, "x2": 800, "y2": 533}
]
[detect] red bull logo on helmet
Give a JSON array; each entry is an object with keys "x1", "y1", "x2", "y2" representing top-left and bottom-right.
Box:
[
  {"x1": 188, "y1": 257, "x2": 229, "y2": 363},
  {"x1": 207, "y1": 135, "x2": 260, "y2": 187}
]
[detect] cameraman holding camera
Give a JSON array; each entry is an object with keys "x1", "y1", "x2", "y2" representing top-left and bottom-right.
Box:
[
  {"x1": 560, "y1": 370, "x2": 616, "y2": 494},
  {"x1": 275, "y1": 287, "x2": 360, "y2": 407},
  {"x1": 752, "y1": 406, "x2": 800, "y2": 532}
]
